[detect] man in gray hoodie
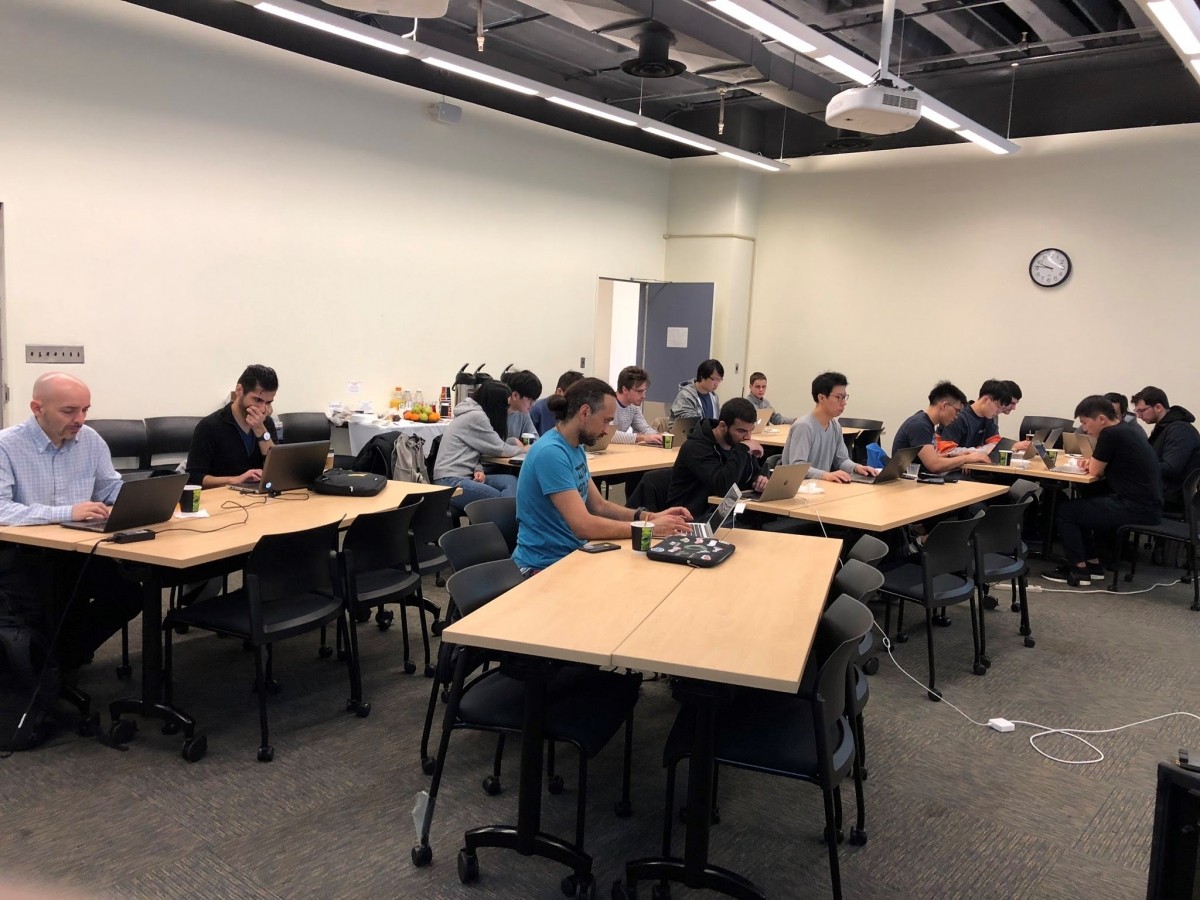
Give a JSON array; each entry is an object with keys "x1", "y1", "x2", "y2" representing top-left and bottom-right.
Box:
[{"x1": 669, "y1": 359, "x2": 723, "y2": 424}]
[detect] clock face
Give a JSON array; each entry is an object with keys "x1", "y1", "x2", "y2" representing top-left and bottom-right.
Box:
[{"x1": 1029, "y1": 248, "x2": 1072, "y2": 287}]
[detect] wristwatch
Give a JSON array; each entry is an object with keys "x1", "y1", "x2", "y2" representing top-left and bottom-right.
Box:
[
  {"x1": 257, "y1": 434, "x2": 271, "y2": 442},
  {"x1": 634, "y1": 506, "x2": 646, "y2": 521}
]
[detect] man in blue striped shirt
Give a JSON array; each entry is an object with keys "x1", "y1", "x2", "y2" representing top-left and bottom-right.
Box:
[{"x1": 0, "y1": 373, "x2": 138, "y2": 669}]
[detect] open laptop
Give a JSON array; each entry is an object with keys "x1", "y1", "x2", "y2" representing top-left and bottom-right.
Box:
[
  {"x1": 585, "y1": 427, "x2": 616, "y2": 454},
  {"x1": 1061, "y1": 431, "x2": 1094, "y2": 457},
  {"x1": 741, "y1": 463, "x2": 811, "y2": 501},
  {"x1": 987, "y1": 437, "x2": 1016, "y2": 462},
  {"x1": 231, "y1": 440, "x2": 330, "y2": 494},
  {"x1": 691, "y1": 483, "x2": 742, "y2": 538},
  {"x1": 62, "y1": 472, "x2": 188, "y2": 533},
  {"x1": 671, "y1": 417, "x2": 699, "y2": 448},
  {"x1": 752, "y1": 408, "x2": 774, "y2": 434},
  {"x1": 849, "y1": 445, "x2": 921, "y2": 484},
  {"x1": 1022, "y1": 428, "x2": 1062, "y2": 459}
]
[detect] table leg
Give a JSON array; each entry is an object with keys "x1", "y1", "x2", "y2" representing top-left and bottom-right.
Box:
[{"x1": 619, "y1": 679, "x2": 766, "y2": 900}]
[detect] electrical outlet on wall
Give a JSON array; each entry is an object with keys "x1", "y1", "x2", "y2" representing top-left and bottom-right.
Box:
[{"x1": 26, "y1": 345, "x2": 85, "y2": 364}]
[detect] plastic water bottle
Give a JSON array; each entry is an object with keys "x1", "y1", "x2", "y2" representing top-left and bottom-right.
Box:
[{"x1": 273, "y1": 419, "x2": 284, "y2": 444}]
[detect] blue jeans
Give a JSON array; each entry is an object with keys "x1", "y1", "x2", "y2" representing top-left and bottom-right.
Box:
[{"x1": 436, "y1": 473, "x2": 518, "y2": 515}]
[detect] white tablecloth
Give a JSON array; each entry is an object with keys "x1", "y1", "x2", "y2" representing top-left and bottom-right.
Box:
[{"x1": 347, "y1": 419, "x2": 451, "y2": 457}]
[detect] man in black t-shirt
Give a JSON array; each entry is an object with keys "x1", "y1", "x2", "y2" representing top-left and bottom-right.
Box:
[
  {"x1": 893, "y1": 381, "x2": 992, "y2": 475},
  {"x1": 937, "y1": 379, "x2": 1011, "y2": 453},
  {"x1": 1046, "y1": 395, "x2": 1162, "y2": 587}
]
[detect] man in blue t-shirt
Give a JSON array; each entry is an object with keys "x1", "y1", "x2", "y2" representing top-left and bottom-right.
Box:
[{"x1": 513, "y1": 378, "x2": 691, "y2": 574}]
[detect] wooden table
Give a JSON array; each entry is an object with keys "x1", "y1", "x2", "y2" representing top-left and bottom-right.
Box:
[
  {"x1": 751, "y1": 423, "x2": 862, "y2": 449},
  {"x1": 439, "y1": 530, "x2": 840, "y2": 898},
  {"x1": 963, "y1": 460, "x2": 1100, "y2": 484},
  {"x1": 0, "y1": 481, "x2": 449, "y2": 756},
  {"x1": 488, "y1": 442, "x2": 679, "y2": 478},
  {"x1": 724, "y1": 478, "x2": 1006, "y2": 532}
]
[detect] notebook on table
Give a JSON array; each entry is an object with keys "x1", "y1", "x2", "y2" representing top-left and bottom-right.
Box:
[
  {"x1": 231, "y1": 440, "x2": 330, "y2": 495},
  {"x1": 62, "y1": 473, "x2": 188, "y2": 533},
  {"x1": 849, "y1": 446, "x2": 921, "y2": 484},
  {"x1": 741, "y1": 463, "x2": 811, "y2": 501}
]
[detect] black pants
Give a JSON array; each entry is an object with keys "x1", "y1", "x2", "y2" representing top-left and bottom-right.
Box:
[
  {"x1": 0, "y1": 545, "x2": 141, "y2": 669},
  {"x1": 1056, "y1": 497, "x2": 1160, "y2": 566}
]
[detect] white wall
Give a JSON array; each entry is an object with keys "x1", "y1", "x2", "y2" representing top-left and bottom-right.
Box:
[
  {"x1": 0, "y1": 0, "x2": 669, "y2": 420},
  {"x1": 746, "y1": 124, "x2": 1200, "y2": 441}
]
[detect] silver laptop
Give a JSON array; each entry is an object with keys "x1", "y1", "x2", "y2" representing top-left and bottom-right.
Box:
[
  {"x1": 741, "y1": 463, "x2": 811, "y2": 501},
  {"x1": 232, "y1": 440, "x2": 330, "y2": 495},
  {"x1": 585, "y1": 427, "x2": 616, "y2": 454},
  {"x1": 752, "y1": 408, "x2": 774, "y2": 434},
  {"x1": 849, "y1": 446, "x2": 921, "y2": 484},
  {"x1": 62, "y1": 473, "x2": 188, "y2": 533},
  {"x1": 1061, "y1": 431, "x2": 1094, "y2": 457},
  {"x1": 691, "y1": 483, "x2": 742, "y2": 538},
  {"x1": 1022, "y1": 428, "x2": 1062, "y2": 459},
  {"x1": 671, "y1": 417, "x2": 700, "y2": 448}
]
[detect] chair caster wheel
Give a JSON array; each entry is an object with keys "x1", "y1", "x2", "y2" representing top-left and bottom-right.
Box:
[
  {"x1": 173, "y1": 623, "x2": 190, "y2": 635},
  {"x1": 980, "y1": 655, "x2": 992, "y2": 667},
  {"x1": 317, "y1": 646, "x2": 334, "y2": 659},
  {"x1": 849, "y1": 826, "x2": 868, "y2": 846},
  {"x1": 355, "y1": 607, "x2": 372, "y2": 624},
  {"x1": 1011, "y1": 602, "x2": 1022, "y2": 613},
  {"x1": 435, "y1": 575, "x2": 446, "y2": 588},
  {"x1": 1019, "y1": 625, "x2": 1031, "y2": 637},
  {"x1": 108, "y1": 718, "x2": 137, "y2": 746},
  {"x1": 162, "y1": 720, "x2": 181, "y2": 735},
  {"x1": 482, "y1": 775, "x2": 502, "y2": 796},
  {"x1": 932, "y1": 615, "x2": 952, "y2": 627},
  {"x1": 825, "y1": 825, "x2": 845, "y2": 844},
  {"x1": 973, "y1": 663, "x2": 987, "y2": 676},
  {"x1": 862, "y1": 657, "x2": 879, "y2": 676},
  {"x1": 431, "y1": 621, "x2": 445, "y2": 637},
  {"x1": 404, "y1": 661, "x2": 417, "y2": 675},
  {"x1": 421, "y1": 756, "x2": 435, "y2": 776},
  {"x1": 548, "y1": 774, "x2": 565, "y2": 795},
  {"x1": 181, "y1": 734, "x2": 207, "y2": 762},
  {"x1": 894, "y1": 633, "x2": 909, "y2": 644},
  {"x1": 376, "y1": 610, "x2": 394, "y2": 631},
  {"x1": 614, "y1": 799, "x2": 633, "y2": 818},
  {"x1": 346, "y1": 699, "x2": 371, "y2": 717},
  {"x1": 982, "y1": 595, "x2": 998, "y2": 611},
  {"x1": 115, "y1": 664, "x2": 132, "y2": 680},
  {"x1": 860, "y1": 765, "x2": 869, "y2": 780},
  {"x1": 424, "y1": 664, "x2": 436, "y2": 678},
  {"x1": 457, "y1": 848, "x2": 479, "y2": 883},
  {"x1": 411, "y1": 844, "x2": 432, "y2": 867},
  {"x1": 1024, "y1": 636, "x2": 1036, "y2": 648},
  {"x1": 257, "y1": 745, "x2": 274, "y2": 763},
  {"x1": 927, "y1": 689, "x2": 943, "y2": 702}
]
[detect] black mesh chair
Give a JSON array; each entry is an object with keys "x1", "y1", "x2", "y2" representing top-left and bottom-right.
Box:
[
  {"x1": 339, "y1": 496, "x2": 433, "y2": 676},
  {"x1": 410, "y1": 487, "x2": 455, "y2": 637},
  {"x1": 847, "y1": 534, "x2": 888, "y2": 566},
  {"x1": 440, "y1": 522, "x2": 512, "y2": 573},
  {"x1": 880, "y1": 513, "x2": 984, "y2": 700},
  {"x1": 655, "y1": 595, "x2": 873, "y2": 900},
  {"x1": 88, "y1": 418, "x2": 148, "y2": 476},
  {"x1": 278, "y1": 411, "x2": 332, "y2": 444},
  {"x1": 831, "y1": 560, "x2": 884, "y2": 778},
  {"x1": 164, "y1": 522, "x2": 366, "y2": 761},
  {"x1": 415, "y1": 560, "x2": 641, "y2": 897},
  {"x1": 1017, "y1": 416, "x2": 1074, "y2": 449},
  {"x1": 626, "y1": 468, "x2": 673, "y2": 513},
  {"x1": 839, "y1": 417, "x2": 884, "y2": 465},
  {"x1": 1111, "y1": 470, "x2": 1200, "y2": 611},
  {"x1": 465, "y1": 497, "x2": 518, "y2": 554},
  {"x1": 972, "y1": 497, "x2": 1036, "y2": 664},
  {"x1": 764, "y1": 453, "x2": 782, "y2": 474},
  {"x1": 144, "y1": 415, "x2": 201, "y2": 470}
]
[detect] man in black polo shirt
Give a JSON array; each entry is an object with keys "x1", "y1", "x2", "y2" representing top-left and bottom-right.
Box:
[
  {"x1": 937, "y1": 379, "x2": 1012, "y2": 454},
  {"x1": 186, "y1": 364, "x2": 280, "y2": 488},
  {"x1": 1046, "y1": 395, "x2": 1162, "y2": 587},
  {"x1": 893, "y1": 381, "x2": 992, "y2": 475}
]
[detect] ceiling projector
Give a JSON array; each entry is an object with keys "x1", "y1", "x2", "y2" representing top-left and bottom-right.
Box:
[
  {"x1": 325, "y1": 0, "x2": 449, "y2": 16},
  {"x1": 825, "y1": 84, "x2": 921, "y2": 135}
]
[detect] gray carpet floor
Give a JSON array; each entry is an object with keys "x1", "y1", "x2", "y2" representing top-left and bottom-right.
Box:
[{"x1": 2, "y1": 549, "x2": 1197, "y2": 899}]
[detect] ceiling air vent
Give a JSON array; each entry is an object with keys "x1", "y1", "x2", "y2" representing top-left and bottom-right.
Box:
[{"x1": 620, "y1": 24, "x2": 686, "y2": 79}]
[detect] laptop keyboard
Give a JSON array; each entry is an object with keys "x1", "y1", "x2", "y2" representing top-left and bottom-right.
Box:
[{"x1": 689, "y1": 523, "x2": 711, "y2": 537}]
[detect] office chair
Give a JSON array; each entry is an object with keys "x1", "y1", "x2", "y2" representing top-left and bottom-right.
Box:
[
  {"x1": 415, "y1": 560, "x2": 640, "y2": 898},
  {"x1": 277, "y1": 411, "x2": 332, "y2": 444},
  {"x1": 465, "y1": 497, "x2": 518, "y2": 553},
  {"x1": 1017, "y1": 416, "x2": 1073, "y2": 449},
  {"x1": 1110, "y1": 470, "x2": 1200, "y2": 611},
  {"x1": 440, "y1": 522, "x2": 512, "y2": 572},
  {"x1": 410, "y1": 486, "x2": 455, "y2": 637},
  {"x1": 845, "y1": 535, "x2": 888, "y2": 674},
  {"x1": 838, "y1": 417, "x2": 884, "y2": 465},
  {"x1": 764, "y1": 453, "x2": 782, "y2": 474},
  {"x1": 625, "y1": 468, "x2": 673, "y2": 514},
  {"x1": 972, "y1": 497, "x2": 1037, "y2": 661},
  {"x1": 163, "y1": 521, "x2": 366, "y2": 761},
  {"x1": 88, "y1": 418, "x2": 148, "y2": 476},
  {"x1": 831, "y1": 560, "x2": 884, "y2": 778},
  {"x1": 143, "y1": 416, "x2": 201, "y2": 470},
  {"x1": 654, "y1": 594, "x2": 873, "y2": 900},
  {"x1": 879, "y1": 513, "x2": 984, "y2": 700}
]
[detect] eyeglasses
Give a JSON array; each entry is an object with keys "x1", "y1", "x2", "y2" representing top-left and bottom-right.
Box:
[
  {"x1": 830, "y1": 393, "x2": 849, "y2": 402},
  {"x1": 1134, "y1": 406, "x2": 1153, "y2": 417}
]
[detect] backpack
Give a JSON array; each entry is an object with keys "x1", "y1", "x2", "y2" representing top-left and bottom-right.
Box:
[
  {"x1": 391, "y1": 434, "x2": 430, "y2": 484},
  {"x1": 0, "y1": 613, "x2": 59, "y2": 752}
]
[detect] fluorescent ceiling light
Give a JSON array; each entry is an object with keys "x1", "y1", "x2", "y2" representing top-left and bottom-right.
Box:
[
  {"x1": 719, "y1": 151, "x2": 785, "y2": 171},
  {"x1": 707, "y1": 0, "x2": 816, "y2": 54},
  {"x1": 642, "y1": 126, "x2": 717, "y2": 152},
  {"x1": 815, "y1": 54, "x2": 874, "y2": 85},
  {"x1": 423, "y1": 57, "x2": 540, "y2": 96},
  {"x1": 958, "y1": 129, "x2": 1011, "y2": 155},
  {"x1": 1147, "y1": 0, "x2": 1200, "y2": 55},
  {"x1": 547, "y1": 96, "x2": 639, "y2": 126},
  {"x1": 254, "y1": 2, "x2": 411, "y2": 55},
  {"x1": 921, "y1": 106, "x2": 962, "y2": 131}
]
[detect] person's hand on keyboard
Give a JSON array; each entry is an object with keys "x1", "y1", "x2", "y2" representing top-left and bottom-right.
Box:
[{"x1": 648, "y1": 506, "x2": 693, "y2": 537}]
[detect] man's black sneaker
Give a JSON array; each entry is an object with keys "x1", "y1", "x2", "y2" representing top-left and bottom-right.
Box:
[
  {"x1": 1044, "y1": 565, "x2": 1089, "y2": 587},
  {"x1": 1088, "y1": 563, "x2": 1106, "y2": 582}
]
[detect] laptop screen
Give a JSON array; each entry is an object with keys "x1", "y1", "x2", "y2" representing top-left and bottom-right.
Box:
[{"x1": 706, "y1": 483, "x2": 743, "y2": 531}]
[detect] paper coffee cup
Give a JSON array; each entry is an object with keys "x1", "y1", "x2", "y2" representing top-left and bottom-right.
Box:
[
  {"x1": 630, "y1": 521, "x2": 653, "y2": 552},
  {"x1": 179, "y1": 484, "x2": 202, "y2": 513},
  {"x1": 1045, "y1": 449, "x2": 1059, "y2": 467},
  {"x1": 998, "y1": 450, "x2": 1011, "y2": 466},
  {"x1": 520, "y1": 432, "x2": 537, "y2": 447},
  {"x1": 661, "y1": 433, "x2": 673, "y2": 450}
]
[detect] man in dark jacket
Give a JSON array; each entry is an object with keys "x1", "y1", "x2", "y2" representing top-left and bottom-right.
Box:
[
  {"x1": 1132, "y1": 386, "x2": 1200, "y2": 511},
  {"x1": 666, "y1": 398, "x2": 768, "y2": 517}
]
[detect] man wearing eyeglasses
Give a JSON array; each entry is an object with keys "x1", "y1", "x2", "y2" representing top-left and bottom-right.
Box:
[
  {"x1": 892, "y1": 381, "x2": 993, "y2": 476},
  {"x1": 1131, "y1": 386, "x2": 1200, "y2": 512},
  {"x1": 782, "y1": 371, "x2": 876, "y2": 483},
  {"x1": 936, "y1": 379, "x2": 1013, "y2": 454}
]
